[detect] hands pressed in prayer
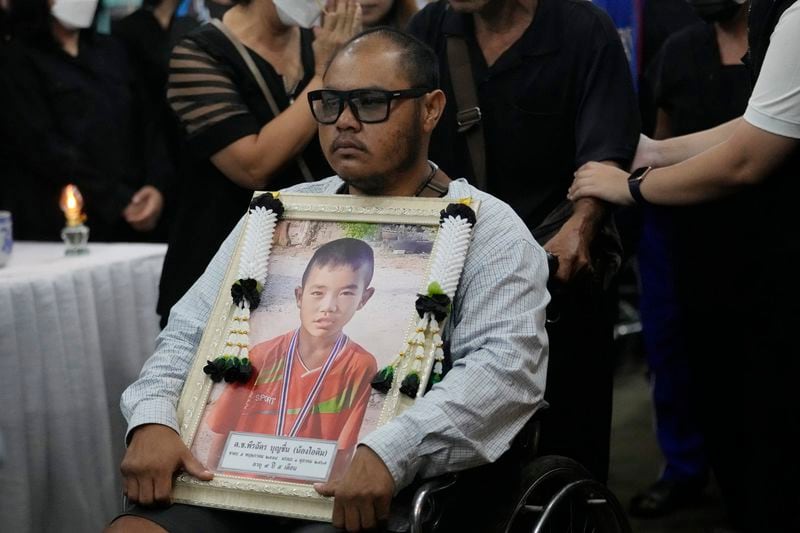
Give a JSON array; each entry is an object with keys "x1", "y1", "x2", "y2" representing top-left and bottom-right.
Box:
[
  {"x1": 314, "y1": 445, "x2": 395, "y2": 532},
  {"x1": 123, "y1": 185, "x2": 164, "y2": 232}
]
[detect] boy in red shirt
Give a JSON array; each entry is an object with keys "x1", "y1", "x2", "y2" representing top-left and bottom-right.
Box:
[{"x1": 202, "y1": 237, "x2": 378, "y2": 479}]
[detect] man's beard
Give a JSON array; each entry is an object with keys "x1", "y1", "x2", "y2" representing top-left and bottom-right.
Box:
[{"x1": 339, "y1": 116, "x2": 423, "y2": 195}]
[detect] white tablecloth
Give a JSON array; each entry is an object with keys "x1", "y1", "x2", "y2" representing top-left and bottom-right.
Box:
[{"x1": 0, "y1": 242, "x2": 166, "y2": 532}]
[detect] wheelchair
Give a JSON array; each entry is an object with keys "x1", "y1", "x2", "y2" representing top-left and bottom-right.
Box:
[{"x1": 400, "y1": 416, "x2": 631, "y2": 533}]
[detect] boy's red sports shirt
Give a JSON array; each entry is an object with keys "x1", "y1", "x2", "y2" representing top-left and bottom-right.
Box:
[{"x1": 207, "y1": 330, "x2": 377, "y2": 451}]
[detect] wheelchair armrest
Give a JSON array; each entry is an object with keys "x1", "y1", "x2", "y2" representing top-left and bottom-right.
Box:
[{"x1": 410, "y1": 473, "x2": 458, "y2": 533}]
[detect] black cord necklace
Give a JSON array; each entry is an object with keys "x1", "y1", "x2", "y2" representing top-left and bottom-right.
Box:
[{"x1": 412, "y1": 163, "x2": 438, "y2": 197}]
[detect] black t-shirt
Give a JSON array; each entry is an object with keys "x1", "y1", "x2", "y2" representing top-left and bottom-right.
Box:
[
  {"x1": 648, "y1": 22, "x2": 751, "y2": 136},
  {"x1": 408, "y1": 0, "x2": 640, "y2": 232},
  {"x1": 644, "y1": 22, "x2": 752, "y2": 303},
  {"x1": 157, "y1": 23, "x2": 331, "y2": 321}
]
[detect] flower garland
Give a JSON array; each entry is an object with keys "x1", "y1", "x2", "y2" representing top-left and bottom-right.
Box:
[
  {"x1": 371, "y1": 200, "x2": 477, "y2": 398},
  {"x1": 203, "y1": 193, "x2": 283, "y2": 384}
]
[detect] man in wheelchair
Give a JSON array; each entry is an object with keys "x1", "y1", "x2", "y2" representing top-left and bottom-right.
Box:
[{"x1": 109, "y1": 28, "x2": 552, "y2": 533}]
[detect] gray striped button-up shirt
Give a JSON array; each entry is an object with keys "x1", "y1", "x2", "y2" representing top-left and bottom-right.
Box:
[{"x1": 122, "y1": 177, "x2": 549, "y2": 490}]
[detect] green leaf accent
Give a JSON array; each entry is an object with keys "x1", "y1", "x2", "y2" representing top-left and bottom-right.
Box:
[{"x1": 427, "y1": 281, "x2": 444, "y2": 296}]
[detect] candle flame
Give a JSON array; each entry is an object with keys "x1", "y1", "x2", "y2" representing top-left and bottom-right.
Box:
[{"x1": 60, "y1": 184, "x2": 86, "y2": 227}]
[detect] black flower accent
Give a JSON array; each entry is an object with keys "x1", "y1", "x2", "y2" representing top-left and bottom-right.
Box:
[
  {"x1": 416, "y1": 293, "x2": 451, "y2": 321},
  {"x1": 399, "y1": 372, "x2": 420, "y2": 398},
  {"x1": 439, "y1": 203, "x2": 476, "y2": 226},
  {"x1": 249, "y1": 192, "x2": 285, "y2": 217},
  {"x1": 231, "y1": 278, "x2": 261, "y2": 310},
  {"x1": 371, "y1": 366, "x2": 395, "y2": 394},
  {"x1": 203, "y1": 359, "x2": 226, "y2": 382}
]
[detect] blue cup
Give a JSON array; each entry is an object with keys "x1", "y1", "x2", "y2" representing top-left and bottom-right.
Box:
[{"x1": 0, "y1": 211, "x2": 13, "y2": 267}]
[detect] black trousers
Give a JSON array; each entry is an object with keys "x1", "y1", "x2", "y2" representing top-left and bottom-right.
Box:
[{"x1": 536, "y1": 276, "x2": 616, "y2": 483}]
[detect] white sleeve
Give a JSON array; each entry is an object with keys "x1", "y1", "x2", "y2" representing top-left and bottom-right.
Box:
[{"x1": 743, "y1": 2, "x2": 800, "y2": 139}]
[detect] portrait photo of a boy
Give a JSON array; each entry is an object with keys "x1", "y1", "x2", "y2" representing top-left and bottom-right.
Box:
[{"x1": 197, "y1": 238, "x2": 378, "y2": 480}]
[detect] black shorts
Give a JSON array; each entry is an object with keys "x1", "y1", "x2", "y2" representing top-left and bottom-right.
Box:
[{"x1": 113, "y1": 504, "x2": 342, "y2": 533}]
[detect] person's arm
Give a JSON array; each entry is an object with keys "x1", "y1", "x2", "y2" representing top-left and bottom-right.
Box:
[
  {"x1": 634, "y1": 117, "x2": 742, "y2": 169},
  {"x1": 119, "y1": 216, "x2": 245, "y2": 505},
  {"x1": 171, "y1": 0, "x2": 361, "y2": 190},
  {"x1": 362, "y1": 204, "x2": 548, "y2": 486},
  {"x1": 545, "y1": 6, "x2": 639, "y2": 282},
  {"x1": 571, "y1": 121, "x2": 798, "y2": 205},
  {"x1": 571, "y1": 3, "x2": 800, "y2": 206}
]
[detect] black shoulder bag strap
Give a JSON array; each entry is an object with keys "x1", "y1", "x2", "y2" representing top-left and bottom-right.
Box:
[
  {"x1": 446, "y1": 36, "x2": 487, "y2": 190},
  {"x1": 211, "y1": 18, "x2": 315, "y2": 182}
]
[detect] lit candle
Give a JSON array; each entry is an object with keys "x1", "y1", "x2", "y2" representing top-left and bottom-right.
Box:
[{"x1": 59, "y1": 184, "x2": 86, "y2": 227}]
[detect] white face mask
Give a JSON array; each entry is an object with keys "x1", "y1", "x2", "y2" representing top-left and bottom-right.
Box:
[
  {"x1": 273, "y1": 0, "x2": 322, "y2": 28},
  {"x1": 51, "y1": 0, "x2": 99, "y2": 30}
]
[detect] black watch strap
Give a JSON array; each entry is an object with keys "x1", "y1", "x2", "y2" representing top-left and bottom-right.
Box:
[{"x1": 628, "y1": 166, "x2": 652, "y2": 204}]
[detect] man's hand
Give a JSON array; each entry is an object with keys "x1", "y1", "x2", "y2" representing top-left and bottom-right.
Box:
[
  {"x1": 123, "y1": 185, "x2": 164, "y2": 232},
  {"x1": 314, "y1": 446, "x2": 395, "y2": 532},
  {"x1": 120, "y1": 424, "x2": 213, "y2": 506}
]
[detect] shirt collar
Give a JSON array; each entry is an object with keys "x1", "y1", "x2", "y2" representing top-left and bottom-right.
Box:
[{"x1": 440, "y1": 0, "x2": 561, "y2": 58}]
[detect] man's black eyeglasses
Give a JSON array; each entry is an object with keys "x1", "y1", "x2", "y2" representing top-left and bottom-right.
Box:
[{"x1": 308, "y1": 88, "x2": 432, "y2": 124}]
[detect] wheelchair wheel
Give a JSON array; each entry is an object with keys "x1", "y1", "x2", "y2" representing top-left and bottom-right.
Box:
[{"x1": 501, "y1": 455, "x2": 630, "y2": 533}]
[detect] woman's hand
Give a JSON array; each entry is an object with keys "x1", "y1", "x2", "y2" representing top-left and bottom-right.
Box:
[
  {"x1": 123, "y1": 185, "x2": 164, "y2": 232},
  {"x1": 569, "y1": 162, "x2": 634, "y2": 206},
  {"x1": 313, "y1": 0, "x2": 363, "y2": 76}
]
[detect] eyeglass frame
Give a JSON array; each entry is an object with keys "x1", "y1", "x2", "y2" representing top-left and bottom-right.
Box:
[{"x1": 307, "y1": 87, "x2": 433, "y2": 125}]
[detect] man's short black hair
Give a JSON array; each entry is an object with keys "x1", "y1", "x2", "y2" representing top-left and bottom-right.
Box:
[
  {"x1": 301, "y1": 238, "x2": 375, "y2": 288},
  {"x1": 327, "y1": 26, "x2": 440, "y2": 90}
]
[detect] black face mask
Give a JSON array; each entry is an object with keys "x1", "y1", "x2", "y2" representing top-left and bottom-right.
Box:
[{"x1": 687, "y1": 0, "x2": 746, "y2": 22}]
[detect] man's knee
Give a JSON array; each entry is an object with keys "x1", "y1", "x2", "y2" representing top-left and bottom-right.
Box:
[{"x1": 105, "y1": 515, "x2": 169, "y2": 533}]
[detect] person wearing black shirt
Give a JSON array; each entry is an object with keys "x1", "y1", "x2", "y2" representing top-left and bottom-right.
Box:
[
  {"x1": 0, "y1": 0, "x2": 171, "y2": 241},
  {"x1": 631, "y1": 0, "x2": 751, "y2": 518},
  {"x1": 156, "y1": 0, "x2": 361, "y2": 327},
  {"x1": 571, "y1": 0, "x2": 800, "y2": 528},
  {"x1": 408, "y1": 0, "x2": 640, "y2": 482}
]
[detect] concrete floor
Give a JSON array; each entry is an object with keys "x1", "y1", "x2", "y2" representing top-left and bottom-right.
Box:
[{"x1": 608, "y1": 352, "x2": 729, "y2": 533}]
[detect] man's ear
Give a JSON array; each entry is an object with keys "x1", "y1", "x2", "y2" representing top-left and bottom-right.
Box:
[
  {"x1": 422, "y1": 89, "x2": 446, "y2": 133},
  {"x1": 357, "y1": 287, "x2": 376, "y2": 310},
  {"x1": 294, "y1": 286, "x2": 303, "y2": 308}
]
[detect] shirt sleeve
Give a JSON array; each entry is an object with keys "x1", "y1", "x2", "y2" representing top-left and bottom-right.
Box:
[
  {"x1": 573, "y1": 9, "x2": 641, "y2": 166},
  {"x1": 743, "y1": 2, "x2": 800, "y2": 139},
  {"x1": 167, "y1": 37, "x2": 261, "y2": 159},
  {"x1": 360, "y1": 196, "x2": 550, "y2": 490},
  {"x1": 120, "y1": 216, "x2": 246, "y2": 442}
]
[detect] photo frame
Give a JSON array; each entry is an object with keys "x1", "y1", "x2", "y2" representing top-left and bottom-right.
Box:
[{"x1": 172, "y1": 192, "x2": 479, "y2": 522}]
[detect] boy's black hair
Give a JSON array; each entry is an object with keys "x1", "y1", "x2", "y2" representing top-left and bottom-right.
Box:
[
  {"x1": 301, "y1": 238, "x2": 375, "y2": 288},
  {"x1": 325, "y1": 26, "x2": 440, "y2": 90}
]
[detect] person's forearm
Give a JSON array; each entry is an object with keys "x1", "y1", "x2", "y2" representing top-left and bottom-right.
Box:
[
  {"x1": 652, "y1": 117, "x2": 741, "y2": 167},
  {"x1": 641, "y1": 121, "x2": 796, "y2": 204},
  {"x1": 211, "y1": 75, "x2": 324, "y2": 188}
]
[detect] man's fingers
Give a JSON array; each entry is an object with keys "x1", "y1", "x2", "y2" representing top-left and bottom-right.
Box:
[
  {"x1": 358, "y1": 499, "x2": 377, "y2": 531},
  {"x1": 331, "y1": 496, "x2": 346, "y2": 529},
  {"x1": 344, "y1": 501, "x2": 361, "y2": 532},
  {"x1": 137, "y1": 477, "x2": 155, "y2": 506},
  {"x1": 313, "y1": 481, "x2": 337, "y2": 497},
  {"x1": 153, "y1": 473, "x2": 173, "y2": 506},
  {"x1": 181, "y1": 451, "x2": 213, "y2": 481},
  {"x1": 124, "y1": 476, "x2": 140, "y2": 504}
]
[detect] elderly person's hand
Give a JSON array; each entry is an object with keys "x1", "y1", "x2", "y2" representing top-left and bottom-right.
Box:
[
  {"x1": 313, "y1": 0, "x2": 363, "y2": 76},
  {"x1": 314, "y1": 445, "x2": 395, "y2": 532},
  {"x1": 568, "y1": 162, "x2": 634, "y2": 206},
  {"x1": 123, "y1": 185, "x2": 164, "y2": 232}
]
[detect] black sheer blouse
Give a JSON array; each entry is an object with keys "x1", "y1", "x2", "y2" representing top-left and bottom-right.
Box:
[{"x1": 157, "y1": 22, "x2": 331, "y2": 324}]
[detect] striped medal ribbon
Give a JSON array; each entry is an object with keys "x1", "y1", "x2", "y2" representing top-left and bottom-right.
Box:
[{"x1": 275, "y1": 329, "x2": 348, "y2": 437}]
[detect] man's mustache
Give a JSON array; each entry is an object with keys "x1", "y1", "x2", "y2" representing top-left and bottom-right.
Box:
[{"x1": 331, "y1": 136, "x2": 368, "y2": 152}]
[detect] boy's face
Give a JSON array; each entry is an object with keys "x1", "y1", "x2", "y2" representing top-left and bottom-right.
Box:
[{"x1": 295, "y1": 264, "x2": 375, "y2": 338}]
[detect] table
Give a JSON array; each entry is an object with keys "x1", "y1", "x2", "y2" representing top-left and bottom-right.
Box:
[{"x1": 0, "y1": 242, "x2": 166, "y2": 532}]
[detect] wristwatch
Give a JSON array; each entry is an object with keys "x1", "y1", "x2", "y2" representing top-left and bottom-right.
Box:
[{"x1": 627, "y1": 166, "x2": 653, "y2": 204}]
